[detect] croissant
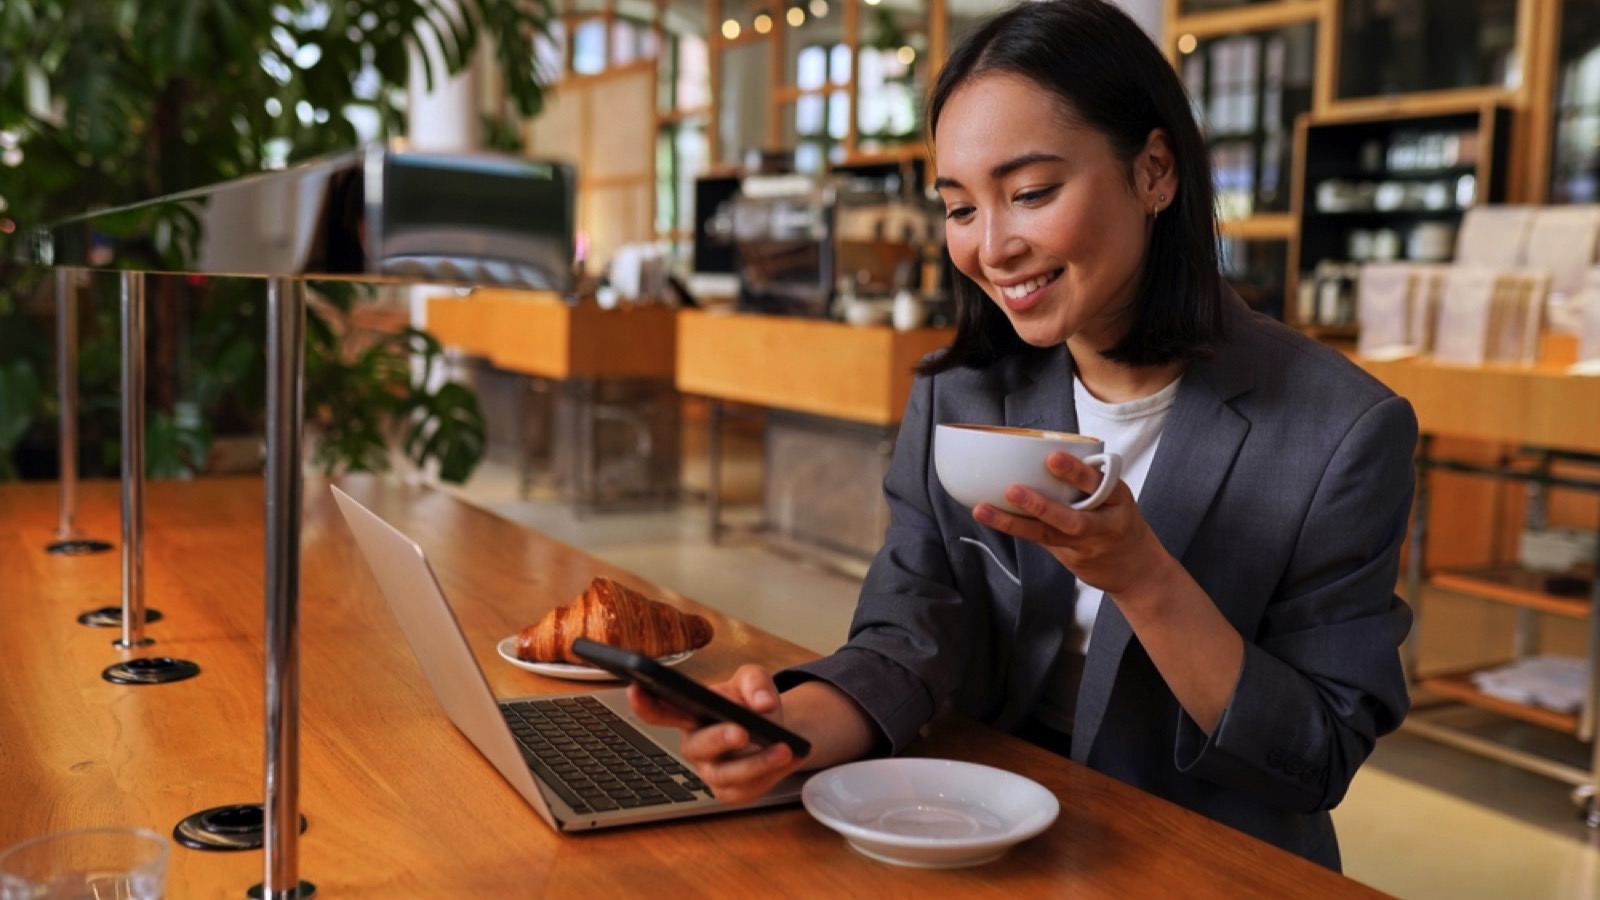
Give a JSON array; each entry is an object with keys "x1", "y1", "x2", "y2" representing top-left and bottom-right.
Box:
[{"x1": 516, "y1": 577, "x2": 714, "y2": 664}]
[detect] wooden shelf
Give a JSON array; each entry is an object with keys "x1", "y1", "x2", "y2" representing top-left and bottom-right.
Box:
[
  {"x1": 1428, "y1": 566, "x2": 1592, "y2": 618},
  {"x1": 1418, "y1": 669, "x2": 1580, "y2": 734},
  {"x1": 1218, "y1": 213, "x2": 1296, "y2": 240}
]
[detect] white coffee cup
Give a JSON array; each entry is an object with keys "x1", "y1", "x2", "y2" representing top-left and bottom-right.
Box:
[{"x1": 934, "y1": 424, "x2": 1124, "y2": 514}]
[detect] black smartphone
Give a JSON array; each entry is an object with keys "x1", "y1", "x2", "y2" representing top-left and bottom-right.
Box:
[{"x1": 570, "y1": 638, "x2": 812, "y2": 758}]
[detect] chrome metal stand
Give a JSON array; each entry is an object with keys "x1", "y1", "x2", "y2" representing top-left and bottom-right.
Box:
[
  {"x1": 101, "y1": 272, "x2": 191, "y2": 683},
  {"x1": 259, "y1": 276, "x2": 315, "y2": 900},
  {"x1": 48, "y1": 268, "x2": 112, "y2": 556},
  {"x1": 115, "y1": 271, "x2": 154, "y2": 651}
]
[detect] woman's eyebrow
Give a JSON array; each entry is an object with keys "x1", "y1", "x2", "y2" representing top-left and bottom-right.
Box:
[{"x1": 933, "y1": 151, "x2": 1066, "y2": 191}]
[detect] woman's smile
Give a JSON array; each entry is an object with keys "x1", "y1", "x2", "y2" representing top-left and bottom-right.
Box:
[{"x1": 996, "y1": 270, "x2": 1064, "y2": 310}]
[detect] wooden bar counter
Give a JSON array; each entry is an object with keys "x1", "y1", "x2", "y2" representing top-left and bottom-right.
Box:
[
  {"x1": 675, "y1": 309, "x2": 955, "y2": 555},
  {"x1": 0, "y1": 477, "x2": 1384, "y2": 897},
  {"x1": 426, "y1": 289, "x2": 677, "y2": 380},
  {"x1": 675, "y1": 308, "x2": 953, "y2": 426},
  {"x1": 1351, "y1": 355, "x2": 1600, "y2": 454}
]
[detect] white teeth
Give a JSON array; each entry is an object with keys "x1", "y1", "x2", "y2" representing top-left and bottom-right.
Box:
[{"x1": 1000, "y1": 274, "x2": 1052, "y2": 300}]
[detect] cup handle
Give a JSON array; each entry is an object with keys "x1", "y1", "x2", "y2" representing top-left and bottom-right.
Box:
[{"x1": 1070, "y1": 452, "x2": 1124, "y2": 511}]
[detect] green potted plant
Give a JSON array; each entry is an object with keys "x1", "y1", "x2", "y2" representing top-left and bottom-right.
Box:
[{"x1": 0, "y1": 0, "x2": 556, "y2": 482}]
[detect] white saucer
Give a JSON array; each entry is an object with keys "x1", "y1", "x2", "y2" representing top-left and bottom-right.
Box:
[
  {"x1": 801, "y1": 758, "x2": 1058, "y2": 868},
  {"x1": 495, "y1": 635, "x2": 693, "y2": 681}
]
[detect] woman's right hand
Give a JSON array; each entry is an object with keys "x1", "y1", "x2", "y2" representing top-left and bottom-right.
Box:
[{"x1": 626, "y1": 664, "x2": 809, "y2": 805}]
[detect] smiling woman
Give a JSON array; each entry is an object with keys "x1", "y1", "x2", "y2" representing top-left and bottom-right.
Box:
[{"x1": 627, "y1": 0, "x2": 1420, "y2": 875}]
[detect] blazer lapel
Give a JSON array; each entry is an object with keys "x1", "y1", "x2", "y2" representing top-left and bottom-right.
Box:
[
  {"x1": 1000, "y1": 344, "x2": 1081, "y2": 727},
  {"x1": 1070, "y1": 298, "x2": 1256, "y2": 761}
]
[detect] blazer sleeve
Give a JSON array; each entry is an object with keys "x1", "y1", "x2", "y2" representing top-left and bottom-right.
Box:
[
  {"x1": 1172, "y1": 393, "x2": 1417, "y2": 813},
  {"x1": 775, "y1": 372, "x2": 983, "y2": 753}
]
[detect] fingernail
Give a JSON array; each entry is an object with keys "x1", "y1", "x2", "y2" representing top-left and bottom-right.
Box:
[
  {"x1": 753, "y1": 690, "x2": 775, "y2": 708},
  {"x1": 1005, "y1": 486, "x2": 1027, "y2": 504},
  {"x1": 724, "y1": 725, "x2": 742, "y2": 743},
  {"x1": 974, "y1": 505, "x2": 995, "y2": 523}
]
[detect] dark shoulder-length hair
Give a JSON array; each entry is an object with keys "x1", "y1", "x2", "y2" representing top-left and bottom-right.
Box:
[{"x1": 919, "y1": 0, "x2": 1222, "y2": 375}]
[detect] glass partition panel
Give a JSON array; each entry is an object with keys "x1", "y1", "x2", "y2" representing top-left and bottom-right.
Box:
[
  {"x1": 783, "y1": 0, "x2": 847, "y2": 87},
  {"x1": 657, "y1": 117, "x2": 710, "y2": 233},
  {"x1": 572, "y1": 16, "x2": 607, "y2": 75},
  {"x1": 536, "y1": 19, "x2": 568, "y2": 82},
  {"x1": 1184, "y1": 22, "x2": 1315, "y2": 218},
  {"x1": 611, "y1": 0, "x2": 658, "y2": 68},
  {"x1": 857, "y1": 0, "x2": 928, "y2": 155},
  {"x1": 779, "y1": 90, "x2": 848, "y2": 174},
  {"x1": 1551, "y1": 0, "x2": 1600, "y2": 203},
  {"x1": 1337, "y1": 0, "x2": 1519, "y2": 99},
  {"x1": 660, "y1": 2, "x2": 711, "y2": 113},
  {"x1": 664, "y1": 34, "x2": 712, "y2": 112},
  {"x1": 719, "y1": 39, "x2": 773, "y2": 165}
]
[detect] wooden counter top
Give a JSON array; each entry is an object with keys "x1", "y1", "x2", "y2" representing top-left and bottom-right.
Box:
[
  {"x1": 0, "y1": 477, "x2": 1383, "y2": 897},
  {"x1": 1352, "y1": 355, "x2": 1600, "y2": 453},
  {"x1": 675, "y1": 309, "x2": 954, "y2": 425},
  {"x1": 425, "y1": 290, "x2": 676, "y2": 380}
]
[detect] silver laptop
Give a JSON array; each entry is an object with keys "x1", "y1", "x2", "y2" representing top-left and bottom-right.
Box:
[{"x1": 329, "y1": 484, "x2": 805, "y2": 832}]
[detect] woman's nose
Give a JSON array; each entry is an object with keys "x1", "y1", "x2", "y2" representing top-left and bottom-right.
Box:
[{"x1": 979, "y1": 211, "x2": 1024, "y2": 269}]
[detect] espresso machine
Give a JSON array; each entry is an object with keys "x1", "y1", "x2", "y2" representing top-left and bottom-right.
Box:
[{"x1": 701, "y1": 170, "x2": 947, "y2": 321}]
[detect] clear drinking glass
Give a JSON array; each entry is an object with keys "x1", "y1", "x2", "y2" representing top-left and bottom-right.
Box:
[{"x1": 0, "y1": 827, "x2": 168, "y2": 900}]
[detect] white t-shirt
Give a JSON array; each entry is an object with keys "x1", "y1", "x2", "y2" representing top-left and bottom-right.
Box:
[{"x1": 1031, "y1": 372, "x2": 1182, "y2": 737}]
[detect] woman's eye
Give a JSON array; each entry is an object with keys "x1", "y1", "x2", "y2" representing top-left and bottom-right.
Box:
[
  {"x1": 944, "y1": 206, "x2": 974, "y2": 221},
  {"x1": 1015, "y1": 186, "x2": 1059, "y2": 206}
]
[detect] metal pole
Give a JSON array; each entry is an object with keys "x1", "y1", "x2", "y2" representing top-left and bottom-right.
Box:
[
  {"x1": 708, "y1": 399, "x2": 722, "y2": 544},
  {"x1": 117, "y1": 272, "x2": 152, "y2": 650},
  {"x1": 262, "y1": 277, "x2": 307, "y2": 899},
  {"x1": 56, "y1": 268, "x2": 79, "y2": 540}
]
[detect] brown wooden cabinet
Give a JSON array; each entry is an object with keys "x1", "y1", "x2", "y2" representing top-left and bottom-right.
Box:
[{"x1": 1287, "y1": 103, "x2": 1512, "y2": 331}]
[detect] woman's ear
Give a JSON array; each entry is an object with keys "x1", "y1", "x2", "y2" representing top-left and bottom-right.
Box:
[{"x1": 1137, "y1": 128, "x2": 1180, "y2": 216}]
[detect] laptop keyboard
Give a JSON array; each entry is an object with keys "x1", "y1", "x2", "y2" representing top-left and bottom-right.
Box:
[{"x1": 500, "y1": 696, "x2": 712, "y2": 815}]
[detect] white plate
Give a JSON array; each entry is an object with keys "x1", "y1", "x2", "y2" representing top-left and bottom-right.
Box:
[
  {"x1": 802, "y1": 758, "x2": 1059, "y2": 869},
  {"x1": 495, "y1": 635, "x2": 693, "y2": 681}
]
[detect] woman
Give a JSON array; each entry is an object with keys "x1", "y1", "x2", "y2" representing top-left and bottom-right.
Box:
[{"x1": 632, "y1": 0, "x2": 1416, "y2": 870}]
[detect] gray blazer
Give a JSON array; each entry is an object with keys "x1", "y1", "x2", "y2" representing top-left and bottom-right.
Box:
[{"x1": 779, "y1": 292, "x2": 1417, "y2": 870}]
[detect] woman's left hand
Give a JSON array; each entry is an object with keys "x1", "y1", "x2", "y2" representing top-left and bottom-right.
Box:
[{"x1": 973, "y1": 450, "x2": 1172, "y2": 599}]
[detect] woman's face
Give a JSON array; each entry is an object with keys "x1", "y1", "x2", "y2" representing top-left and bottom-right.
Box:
[{"x1": 934, "y1": 73, "x2": 1168, "y2": 352}]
